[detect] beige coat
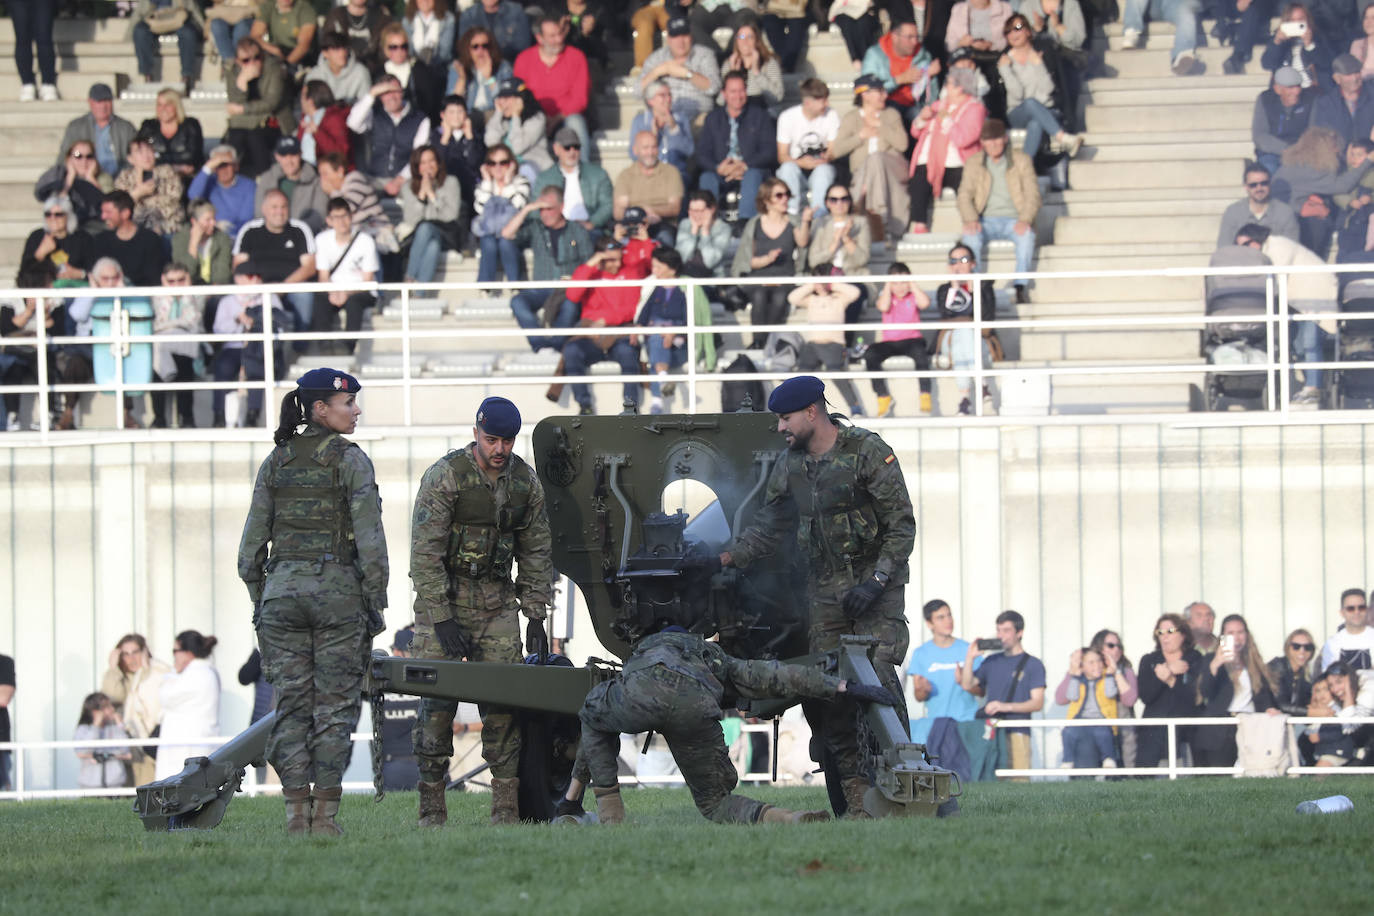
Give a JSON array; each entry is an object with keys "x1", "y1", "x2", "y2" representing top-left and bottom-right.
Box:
[
  {"x1": 829, "y1": 107, "x2": 908, "y2": 173},
  {"x1": 956, "y1": 149, "x2": 1041, "y2": 225},
  {"x1": 101, "y1": 657, "x2": 171, "y2": 786}
]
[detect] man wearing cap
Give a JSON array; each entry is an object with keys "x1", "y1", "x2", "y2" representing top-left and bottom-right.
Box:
[
  {"x1": 957, "y1": 118, "x2": 1040, "y2": 306},
  {"x1": 1252, "y1": 66, "x2": 1315, "y2": 175},
  {"x1": 614, "y1": 130, "x2": 686, "y2": 246},
  {"x1": 558, "y1": 236, "x2": 655, "y2": 415},
  {"x1": 254, "y1": 136, "x2": 331, "y2": 234},
  {"x1": 381, "y1": 626, "x2": 422, "y2": 791},
  {"x1": 239, "y1": 366, "x2": 389, "y2": 836},
  {"x1": 533, "y1": 126, "x2": 614, "y2": 233},
  {"x1": 347, "y1": 74, "x2": 432, "y2": 198},
  {"x1": 1216, "y1": 161, "x2": 1299, "y2": 249},
  {"x1": 722, "y1": 375, "x2": 916, "y2": 818},
  {"x1": 409, "y1": 396, "x2": 555, "y2": 826},
  {"x1": 640, "y1": 16, "x2": 724, "y2": 123},
  {"x1": 57, "y1": 83, "x2": 136, "y2": 177},
  {"x1": 830, "y1": 75, "x2": 910, "y2": 240},
  {"x1": 189, "y1": 145, "x2": 259, "y2": 239},
  {"x1": 696, "y1": 70, "x2": 777, "y2": 223},
  {"x1": 513, "y1": 15, "x2": 592, "y2": 153},
  {"x1": 1313, "y1": 54, "x2": 1374, "y2": 147},
  {"x1": 860, "y1": 18, "x2": 939, "y2": 125}
]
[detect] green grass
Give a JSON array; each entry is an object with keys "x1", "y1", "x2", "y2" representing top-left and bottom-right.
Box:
[{"x1": 1, "y1": 779, "x2": 1371, "y2": 915}]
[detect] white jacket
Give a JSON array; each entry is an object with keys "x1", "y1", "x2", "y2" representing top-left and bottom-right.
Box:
[{"x1": 154, "y1": 657, "x2": 221, "y2": 781}]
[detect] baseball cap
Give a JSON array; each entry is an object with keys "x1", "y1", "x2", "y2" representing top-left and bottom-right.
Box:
[{"x1": 275, "y1": 135, "x2": 301, "y2": 156}]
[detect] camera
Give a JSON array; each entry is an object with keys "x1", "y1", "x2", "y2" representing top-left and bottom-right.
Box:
[
  {"x1": 797, "y1": 131, "x2": 827, "y2": 160},
  {"x1": 1280, "y1": 20, "x2": 1307, "y2": 38},
  {"x1": 976, "y1": 638, "x2": 1002, "y2": 651}
]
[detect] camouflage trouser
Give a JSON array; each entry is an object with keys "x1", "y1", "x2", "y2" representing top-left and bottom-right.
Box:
[
  {"x1": 802, "y1": 585, "x2": 911, "y2": 787},
  {"x1": 411, "y1": 602, "x2": 523, "y2": 781},
  {"x1": 573, "y1": 666, "x2": 769, "y2": 824},
  {"x1": 257, "y1": 594, "x2": 371, "y2": 790}
]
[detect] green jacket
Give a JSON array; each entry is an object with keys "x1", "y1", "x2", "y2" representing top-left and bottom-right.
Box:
[
  {"x1": 514, "y1": 214, "x2": 594, "y2": 282},
  {"x1": 532, "y1": 162, "x2": 615, "y2": 231},
  {"x1": 168, "y1": 226, "x2": 233, "y2": 286},
  {"x1": 227, "y1": 54, "x2": 296, "y2": 134}
]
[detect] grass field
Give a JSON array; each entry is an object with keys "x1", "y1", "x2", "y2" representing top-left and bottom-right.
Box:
[{"x1": 2, "y1": 778, "x2": 1370, "y2": 915}]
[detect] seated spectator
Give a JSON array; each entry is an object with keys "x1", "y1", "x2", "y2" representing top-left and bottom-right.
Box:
[
  {"x1": 1252, "y1": 66, "x2": 1315, "y2": 176},
  {"x1": 306, "y1": 31, "x2": 373, "y2": 105},
  {"x1": 316, "y1": 152, "x2": 399, "y2": 254},
  {"x1": 1320, "y1": 587, "x2": 1374, "y2": 671},
  {"x1": 1221, "y1": 0, "x2": 1275, "y2": 74},
  {"x1": 1121, "y1": 0, "x2": 1199, "y2": 75},
  {"x1": 999, "y1": 15, "x2": 1082, "y2": 158},
  {"x1": 207, "y1": 1, "x2": 260, "y2": 70},
  {"x1": 1260, "y1": 3, "x2": 1334, "y2": 90},
  {"x1": 1136, "y1": 612, "x2": 1205, "y2": 768},
  {"x1": 498, "y1": 184, "x2": 594, "y2": 350},
  {"x1": 1335, "y1": 139, "x2": 1374, "y2": 216},
  {"x1": 639, "y1": 16, "x2": 724, "y2": 123},
  {"x1": 11, "y1": 265, "x2": 90, "y2": 431},
  {"x1": 906, "y1": 599, "x2": 981, "y2": 744},
  {"x1": 1350, "y1": 3, "x2": 1374, "y2": 81},
  {"x1": 776, "y1": 79, "x2": 841, "y2": 216},
  {"x1": 1268, "y1": 627, "x2": 1317, "y2": 718},
  {"x1": 945, "y1": 0, "x2": 1013, "y2": 56},
  {"x1": 860, "y1": 17, "x2": 940, "y2": 124},
  {"x1": 1272, "y1": 125, "x2": 1370, "y2": 259},
  {"x1": 136, "y1": 89, "x2": 205, "y2": 179},
  {"x1": 375, "y1": 22, "x2": 446, "y2": 125},
  {"x1": 73, "y1": 692, "x2": 131, "y2": 791},
  {"x1": 636, "y1": 246, "x2": 690, "y2": 414},
  {"x1": 1054, "y1": 647, "x2": 1120, "y2": 770},
  {"x1": 233, "y1": 188, "x2": 317, "y2": 334},
  {"x1": 321, "y1": 0, "x2": 392, "y2": 69},
  {"x1": 476, "y1": 144, "x2": 534, "y2": 285},
  {"x1": 944, "y1": 44, "x2": 992, "y2": 102},
  {"x1": 314, "y1": 197, "x2": 380, "y2": 354},
  {"x1": 22, "y1": 195, "x2": 93, "y2": 282},
  {"x1": 154, "y1": 630, "x2": 221, "y2": 781},
  {"x1": 830, "y1": 76, "x2": 909, "y2": 240},
  {"x1": 1193, "y1": 614, "x2": 1279, "y2": 769},
  {"x1": 484, "y1": 78, "x2": 552, "y2": 183},
  {"x1": 224, "y1": 38, "x2": 293, "y2": 178},
  {"x1": 862, "y1": 262, "x2": 931, "y2": 418},
  {"x1": 36, "y1": 140, "x2": 114, "y2": 233},
  {"x1": 561, "y1": 235, "x2": 655, "y2": 415},
  {"x1": 58, "y1": 83, "x2": 136, "y2": 178},
  {"x1": 933, "y1": 242, "x2": 997, "y2": 415},
  {"x1": 1319, "y1": 663, "x2": 1374, "y2": 757},
  {"x1": 721, "y1": 21, "x2": 784, "y2": 109},
  {"x1": 450, "y1": 26, "x2": 515, "y2": 120},
  {"x1": 787, "y1": 273, "x2": 866, "y2": 415},
  {"x1": 211, "y1": 262, "x2": 282, "y2": 427},
  {"x1": 349, "y1": 75, "x2": 433, "y2": 199},
  {"x1": 400, "y1": 146, "x2": 462, "y2": 284},
  {"x1": 297, "y1": 81, "x2": 353, "y2": 169},
  {"x1": 759, "y1": 0, "x2": 809, "y2": 72},
  {"x1": 1216, "y1": 161, "x2": 1300, "y2": 248},
  {"x1": 131, "y1": 0, "x2": 203, "y2": 94},
  {"x1": 830, "y1": 0, "x2": 882, "y2": 71},
  {"x1": 1022, "y1": 0, "x2": 1086, "y2": 54},
  {"x1": 1, "y1": 268, "x2": 64, "y2": 430},
  {"x1": 697, "y1": 71, "x2": 778, "y2": 223},
  {"x1": 188, "y1": 145, "x2": 258, "y2": 239},
  {"x1": 114, "y1": 138, "x2": 187, "y2": 238},
  {"x1": 675, "y1": 189, "x2": 733, "y2": 278},
  {"x1": 169, "y1": 200, "x2": 234, "y2": 286},
  {"x1": 730, "y1": 177, "x2": 810, "y2": 349},
  {"x1": 251, "y1": 0, "x2": 318, "y2": 76},
  {"x1": 513, "y1": 15, "x2": 593, "y2": 152},
  {"x1": 93, "y1": 191, "x2": 168, "y2": 288},
  {"x1": 632, "y1": 80, "x2": 695, "y2": 194},
  {"x1": 547, "y1": 0, "x2": 610, "y2": 71},
  {"x1": 536, "y1": 127, "x2": 614, "y2": 233},
  {"x1": 404, "y1": 0, "x2": 457, "y2": 80},
  {"x1": 149, "y1": 262, "x2": 203, "y2": 429},
  {"x1": 430, "y1": 95, "x2": 485, "y2": 228},
  {"x1": 629, "y1": 0, "x2": 673, "y2": 70},
  {"x1": 614, "y1": 131, "x2": 685, "y2": 246},
  {"x1": 254, "y1": 136, "x2": 330, "y2": 234},
  {"x1": 908, "y1": 68, "x2": 986, "y2": 234},
  {"x1": 459, "y1": 0, "x2": 533, "y2": 62},
  {"x1": 958, "y1": 118, "x2": 1040, "y2": 305},
  {"x1": 1312, "y1": 54, "x2": 1374, "y2": 148},
  {"x1": 806, "y1": 181, "x2": 871, "y2": 277}
]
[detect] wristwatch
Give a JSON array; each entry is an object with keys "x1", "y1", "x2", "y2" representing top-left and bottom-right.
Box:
[{"x1": 872, "y1": 571, "x2": 890, "y2": 589}]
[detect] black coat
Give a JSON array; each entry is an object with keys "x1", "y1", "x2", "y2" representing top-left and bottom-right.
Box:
[
  {"x1": 137, "y1": 117, "x2": 206, "y2": 172},
  {"x1": 1191, "y1": 653, "x2": 1279, "y2": 752},
  {"x1": 1137, "y1": 648, "x2": 1205, "y2": 719},
  {"x1": 1267, "y1": 656, "x2": 1315, "y2": 716}
]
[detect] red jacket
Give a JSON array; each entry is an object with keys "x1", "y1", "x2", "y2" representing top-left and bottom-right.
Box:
[
  {"x1": 299, "y1": 104, "x2": 353, "y2": 170},
  {"x1": 566, "y1": 239, "x2": 654, "y2": 326},
  {"x1": 512, "y1": 45, "x2": 590, "y2": 120}
]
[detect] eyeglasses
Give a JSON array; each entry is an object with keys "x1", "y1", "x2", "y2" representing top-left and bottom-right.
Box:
[
  {"x1": 827, "y1": 195, "x2": 850, "y2": 203},
  {"x1": 70, "y1": 151, "x2": 92, "y2": 159},
  {"x1": 1103, "y1": 641, "x2": 1121, "y2": 649},
  {"x1": 1246, "y1": 180, "x2": 1270, "y2": 188},
  {"x1": 1290, "y1": 642, "x2": 1315, "y2": 652},
  {"x1": 562, "y1": 143, "x2": 581, "y2": 151},
  {"x1": 949, "y1": 255, "x2": 972, "y2": 264},
  {"x1": 44, "y1": 210, "x2": 66, "y2": 217},
  {"x1": 387, "y1": 43, "x2": 408, "y2": 51},
  {"x1": 1344, "y1": 603, "x2": 1368, "y2": 611},
  {"x1": 771, "y1": 190, "x2": 791, "y2": 199},
  {"x1": 470, "y1": 41, "x2": 490, "y2": 49},
  {"x1": 237, "y1": 55, "x2": 260, "y2": 64},
  {"x1": 485, "y1": 158, "x2": 512, "y2": 165},
  {"x1": 1155, "y1": 626, "x2": 1179, "y2": 635}
]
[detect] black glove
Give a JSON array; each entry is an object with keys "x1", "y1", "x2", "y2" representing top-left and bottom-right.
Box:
[
  {"x1": 687, "y1": 553, "x2": 723, "y2": 576},
  {"x1": 434, "y1": 618, "x2": 469, "y2": 658},
  {"x1": 364, "y1": 595, "x2": 386, "y2": 638},
  {"x1": 842, "y1": 576, "x2": 886, "y2": 618},
  {"x1": 526, "y1": 617, "x2": 550, "y2": 658},
  {"x1": 845, "y1": 682, "x2": 899, "y2": 706}
]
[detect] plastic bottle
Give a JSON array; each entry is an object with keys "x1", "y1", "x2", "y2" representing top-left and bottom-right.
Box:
[{"x1": 1295, "y1": 795, "x2": 1354, "y2": 815}]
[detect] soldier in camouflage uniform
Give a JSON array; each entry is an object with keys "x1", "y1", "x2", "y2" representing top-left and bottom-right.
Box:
[
  {"x1": 555, "y1": 626, "x2": 899, "y2": 825},
  {"x1": 237, "y1": 368, "x2": 389, "y2": 837},
  {"x1": 409, "y1": 397, "x2": 555, "y2": 827},
  {"x1": 721, "y1": 375, "x2": 916, "y2": 818}
]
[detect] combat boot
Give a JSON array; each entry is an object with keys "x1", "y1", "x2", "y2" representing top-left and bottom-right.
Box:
[
  {"x1": 417, "y1": 779, "x2": 447, "y2": 828},
  {"x1": 282, "y1": 785, "x2": 312, "y2": 836},
  {"x1": 489, "y1": 776, "x2": 520, "y2": 825},
  {"x1": 841, "y1": 778, "x2": 872, "y2": 820},
  {"x1": 593, "y1": 786, "x2": 625, "y2": 825},
  {"x1": 759, "y1": 805, "x2": 831, "y2": 824},
  {"x1": 309, "y1": 786, "x2": 344, "y2": 837}
]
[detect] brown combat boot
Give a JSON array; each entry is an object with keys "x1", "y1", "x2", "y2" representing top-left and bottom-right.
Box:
[
  {"x1": 593, "y1": 786, "x2": 625, "y2": 825},
  {"x1": 309, "y1": 786, "x2": 344, "y2": 837},
  {"x1": 759, "y1": 805, "x2": 831, "y2": 824},
  {"x1": 282, "y1": 786, "x2": 312, "y2": 836},
  {"x1": 417, "y1": 780, "x2": 448, "y2": 828},
  {"x1": 489, "y1": 776, "x2": 521, "y2": 825},
  {"x1": 841, "y1": 778, "x2": 872, "y2": 820}
]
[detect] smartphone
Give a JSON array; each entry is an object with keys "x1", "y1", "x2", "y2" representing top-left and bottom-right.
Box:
[
  {"x1": 976, "y1": 638, "x2": 1002, "y2": 651},
  {"x1": 1280, "y1": 20, "x2": 1307, "y2": 38},
  {"x1": 1220, "y1": 633, "x2": 1236, "y2": 656}
]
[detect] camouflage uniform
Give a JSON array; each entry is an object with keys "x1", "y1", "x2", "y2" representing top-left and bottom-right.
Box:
[
  {"x1": 727, "y1": 423, "x2": 915, "y2": 791},
  {"x1": 574, "y1": 631, "x2": 843, "y2": 823},
  {"x1": 409, "y1": 444, "x2": 554, "y2": 782},
  {"x1": 237, "y1": 424, "x2": 390, "y2": 790}
]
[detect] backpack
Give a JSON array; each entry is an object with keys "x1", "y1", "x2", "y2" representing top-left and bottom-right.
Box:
[
  {"x1": 1235, "y1": 711, "x2": 1297, "y2": 778},
  {"x1": 762, "y1": 331, "x2": 804, "y2": 371},
  {"x1": 721, "y1": 354, "x2": 766, "y2": 412}
]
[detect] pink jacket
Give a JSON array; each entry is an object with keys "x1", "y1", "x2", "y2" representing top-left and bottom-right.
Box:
[
  {"x1": 944, "y1": 0, "x2": 1015, "y2": 54},
  {"x1": 908, "y1": 95, "x2": 987, "y2": 198}
]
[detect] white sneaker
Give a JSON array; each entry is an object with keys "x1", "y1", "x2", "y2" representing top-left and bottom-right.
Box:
[
  {"x1": 1102, "y1": 758, "x2": 1118, "y2": 768},
  {"x1": 39, "y1": 84, "x2": 59, "y2": 102},
  {"x1": 18, "y1": 84, "x2": 36, "y2": 102},
  {"x1": 4, "y1": 411, "x2": 17, "y2": 429},
  {"x1": 1120, "y1": 28, "x2": 1141, "y2": 49}
]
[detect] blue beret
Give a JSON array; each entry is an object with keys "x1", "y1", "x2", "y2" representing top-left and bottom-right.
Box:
[
  {"x1": 476, "y1": 396, "x2": 521, "y2": 437},
  {"x1": 296, "y1": 367, "x2": 361, "y2": 394},
  {"x1": 767, "y1": 375, "x2": 825, "y2": 414}
]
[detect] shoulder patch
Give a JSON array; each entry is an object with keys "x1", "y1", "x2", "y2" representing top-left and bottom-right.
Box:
[{"x1": 884, "y1": 453, "x2": 895, "y2": 464}]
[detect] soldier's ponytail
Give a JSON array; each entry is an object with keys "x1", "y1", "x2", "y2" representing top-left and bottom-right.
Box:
[{"x1": 273, "y1": 390, "x2": 310, "y2": 446}]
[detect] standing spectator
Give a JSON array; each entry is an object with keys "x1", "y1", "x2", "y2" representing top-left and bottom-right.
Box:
[
  {"x1": 450, "y1": 26, "x2": 514, "y2": 120},
  {"x1": 1321, "y1": 587, "x2": 1374, "y2": 671},
  {"x1": 675, "y1": 189, "x2": 733, "y2": 277},
  {"x1": 958, "y1": 118, "x2": 1040, "y2": 305},
  {"x1": 863, "y1": 262, "x2": 931, "y2": 418},
  {"x1": 860, "y1": 18, "x2": 940, "y2": 124},
  {"x1": 960, "y1": 609, "x2": 1046, "y2": 777},
  {"x1": 1186, "y1": 599, "x2": 1218, "y2": 654},
  {"x1": 633, "y1": 81, "x2": 696, "y2": 194},
  {"x1": 36, "y1": 141, "x2": 114, "y2": 233},
  {"x1": 499, "y1": 185, "x2": 594, "y2": 349},
  {"x1": 57, "y1": 84, "x2": 137, "y2": 178},
  {"x1": 1054, "y1": 647, "x2": 1119, "y2": 770},
  {"x1": 1313, "y1": 53, "x2": 1374, "y2": 149},
  {"x1": 170, "y1": 201, "x2": 234, "y2": 286},
  {"x1": 475, "y1": 143, "x2": 534, "y2": 286},
  {"x1": 100, "y1": 635, "x2": 170, "y2": 787},
  {"x1": 254, "y1": 136, "x2": 330, "y2": 234},
  {"x1": 296, "y1": 81, "x2": 353, "y2": 169},
  {"x1": 349, "y1": 75, "x2": 432, "y2": 200},
  {"x1": 155, "y1": 631, "x2": 221, "y2": 782},
  {"x1": 536, "y1": 127, "x2": 615, "y2": 233},
  {"x1": 614, "y1": 131, "x2": 685, "y2": 245},
  {"x1": 0, "y1": 651, "x2": 12, "y2": 791},
  {"x1": 776, "y1": 79, "x2": 841, "y2": 216},
  {"x1": 236, "y1": 648, "x2": 275, "y2": 730},
  {"x1": 1194, "y1": 614, "x2": 1279, "y2": 768},
  {"x1": 11, "y1": 0, "x2": 58, "y2": 102},
  {"x1": 697, "y1": 71, "x2": 778, "y2": 223},
  {"x1": 210, "y1": 261, "x2": 282, "y2": 427},
  {"x1": 639, "y1": 16, "x2": 724, "y2": 123},
  {"x1": 306, "y1": 32, "x2": 374, "y2": 106},
  {"x1": 1120, "y1": 0, "x2": 1200, "y2": 75},
  {"x1": 513, "y1": 15, "x2": 593, "y2": 152},
  {"x1": 1090, "y1": 628, "x2": 1139, "y2": 765},
  {"x1": 224, "y1": 39, "x2": 293, "y2": 179},
  {"x1": 635, "y1": 246, "x2": 690, "y2": 413},
  {"x1": 908, "y1": 67, "x2": 985, "y2": 234},
  {"x1": 21, "y1": 195, "x2": 93, "y2": 282},
  {"x1": 150, "y1": 262, "x2": 203, "y2": 428},
  {"x1": 998, "y1": 15, "x2": 1082, "y2": 158},
  {"x1": 731, "y1": 177, "x2": 811, "y2": 349},
  {"x1": 314, "y1": 198, "x2": 379, "y2": 354},
  {"x1": 1136, "y1": 612, "x2": 1205, "y2": 769},
  {"x1": 1251, "y1": 67, "x2": 1316, "y2": 176},
  {"x1": 114, "y1": 138, "x2": 187, "y2": 238},
  {"x1": 1260, "y1": 3, "x2": 1334, "y2": 91},
  {"x1": 561, "y1": 236, "x2": 655, "y2": 415},
  {"x1": 788, "y1": 275, "x2": 866, "y2": 415},
  {"x1": 459, "y1": 0, "x2": 534, "y2": 62},
  {"x1": 92, "y1": 191, "x2": 168, "y2": 288},
  {"x1": 721, "y1": 21, "x2": 785, "y2": 109},
  {"x1": 832, "y1": 76, "x2": 910, "y2": 241},
  {"x1": 252, "y1": 0, "x2": 318, "y2": 76},
  {"x1": 321, "y1": 0, "x2": 392, "y2": 69},
  {"x1": 1269, "y1": 627, "x2": 1318, "y2": 716},
  {"x1": 131, "y1": 0, "x2": 204, "y2": 95},
  {"x1": 233, "y1": 189, "x2": 317, "y2": 334},
  {"x1": 1216, "y1": 162, "x2": 1300, "y2": 248},
  {"x1": 484, "y1": 79, "x2": 552, "y2": 183},
  {"x1": 933, "y1": 242, "x2": 997, "y2": 415},
  {"x1": 73, "y1": 693, "x2": 131, "y2": 791},
  {"x1": 907, "y1": 599, "x2": 981, "y2": 744},
  {"x1": 188, "y1": 146, "x2": 258, "y2": 239},
  {"x1": 399, "y1": 146, "x2": 462, "y2": 284},
  {"x1": 136, "y1": 89, "x2": 205, "y2": 178},
  {"x1": 760, "y1": 0, "x2": 810, "y2": 72}
]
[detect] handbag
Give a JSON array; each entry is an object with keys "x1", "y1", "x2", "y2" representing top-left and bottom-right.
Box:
[
  {"x1": 205, "y1": 0, "x2": 256, "y2": 26},
  {"x1": 146, "y1": 0, "x2": 189, "y2": 34},
  {"x1": 1300, "y1": 194, "x2": 1332, "y2": 219}
]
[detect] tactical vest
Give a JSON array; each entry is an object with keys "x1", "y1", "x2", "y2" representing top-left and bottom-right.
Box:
[
  {"x1": 264, "y1": 431, "x2": 358, "y2": 565},
  {"x1": 442, "y1": 448, "x2": 533, "y2": 582},
  {"x1": 784, "y1": 427, "x2": 883, "y2": 582}
]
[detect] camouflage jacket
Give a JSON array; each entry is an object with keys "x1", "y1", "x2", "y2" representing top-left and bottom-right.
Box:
[
  {"x1": 409, "y1": 443, "x2": 555, "y2": 622},
  {"x1": 237, "y1": 425, "x2": 390, "y2": 606},
  {"x1": 728, "y1": 424, "x2": 914, "y2": 590},
  {"x1": 622, "y1": 631, "x2": 843, "y2": 709}
]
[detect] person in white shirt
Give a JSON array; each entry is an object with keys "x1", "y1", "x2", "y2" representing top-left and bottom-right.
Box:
[
  {"x1": 155, "y1": 629, "x2": 221, "y2": 782},
  {"x1": 775, "y1": 79, "x2": 841, "y2": 216},
  {"x1": 313, "y1": 197, "x2": 380, "y2": 355},
  {"x1": 1322, "y1": 588, "x2": 1374, "y2": 672}
]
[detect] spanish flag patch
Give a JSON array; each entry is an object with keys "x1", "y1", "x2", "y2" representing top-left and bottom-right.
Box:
[{"x1": 884, "y1": 454, "x2": 895, "y2": 464}]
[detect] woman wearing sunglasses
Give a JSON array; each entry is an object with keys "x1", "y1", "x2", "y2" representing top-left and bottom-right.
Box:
[
  {"x1": 1136, "y1": 612, "x2": 1204, "y2": 770},
  {"x1": 1268, "y1": 628, "x2": 1318, "y2": 717},
  {"x1": 1089, "y1": 628, "x2": 1138, "y2": 767},
  {"x1": 450, "y1": 27, "x2": 514, "y2": 122},
  {"x1": 34, "y1": 141, "x2": 113, "y2": 233}
]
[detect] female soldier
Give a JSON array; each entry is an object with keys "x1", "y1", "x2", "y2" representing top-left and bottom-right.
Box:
[{"x1": 237, "y1": 367, "x2": 389, "y2": 837}]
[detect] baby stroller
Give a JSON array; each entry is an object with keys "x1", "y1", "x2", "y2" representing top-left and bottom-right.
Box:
[
  {"x1": 1333, "y1": 276, "x2": 1374, "y2": 408},
  {"x1": 1202, "y1": 245, "x2": 1273, "y2": 411}
]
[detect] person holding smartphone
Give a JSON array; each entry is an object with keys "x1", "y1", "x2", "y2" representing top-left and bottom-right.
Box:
[
  {"x1": 960, "y1": 610, "x2": 1046, "y2": 778},
  {"x1": 1260, "y1": 4, "x2": 1334, "y2": 91},
  {"x1": 1193, "y1": 614, "x2": 1279, "y2": 769}
]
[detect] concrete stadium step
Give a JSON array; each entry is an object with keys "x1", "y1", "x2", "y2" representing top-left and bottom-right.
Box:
[
  {"x1": 1052, "y1": 214, "x2": 1220, "y2": 245},
  {"x1": 1017, "y1": 325, "x2": 1201, "y2": 361},
  {"x1": 1034, "y1": 274, "x2": 1204, "y2": 303},
  {"x1": 1083, "y1": 133, "x2": 1253, "y2": 162},
  {"x1": 1086, "y1": 73, "x2": 1268, "y2": 94},
  {"x1": 1086, "y1": 82, "x2": 1260, "y2": 106},
  {"x1": 52, "y1": 19, "x2": 132, "y2": 42},
  {"x1": 1017, "y1": 298, "x2": 1202, "y2": 319},
  {"x1": 0, "y1": 71, "x2": 123, "y2": 97},
  {"x1": 1098, "y1": 45, "x2": 1239, "y2": 78},
  {"x1": 1068, "y1": 156, "x2": 1241, "y2": 190},
  {"x1": 1046, "y1": 193, "x2": 1235, "y2": 219},
  {"x1": 1084, "y1": 102, "x2": 1251, "y2": 133},
  {"x1": 1012, "y1": 360, "x2": 1204, "y2": 414}
]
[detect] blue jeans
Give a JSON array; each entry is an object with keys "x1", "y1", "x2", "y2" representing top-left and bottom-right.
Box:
[
  {"x1": 510, "y1": 287, "x2": 580, "y2": 351},
  {"x1": 476, "y1": 232, "x2": 521, "y2": 285},
  {"x1": 562, "y1": 337, "x2": 641, "y2": 409},
  {"x1": 209, "y1": 18, "x2": 255, "y2": 65},
  {"x1": 940, "y1": 326, "x2": 994, "y2": 395},
  {"x1": 1062, "y1": 724, "x2": 1118, "y2": 768},
  {"x1": 10, "y1": 0, "x2": 57, "y2": 86},
  {"x1": 406, "y1": 222, "x2": 448, "y2": 283},
  {"x1": 1122, "y1": 0, "x2": 1199, "y2": 57},
  {"x1": 776, "y1": 161, "x2": 837, "y2": 214},
  {"x1": 1294, "y1": 318, "x2": 1331, "y2": 389},
  {"x1": 698, "y1": 168, "x2": 769, "y2": 220},
  {"x1": 963, "y1": 217, "x2": 1037, "y2": 286},
  {"x1": 133, "y1": 21, "x2": 201, "y2": 80},
  {"x1": 645, "y1": 329, "x2": 687, "y2": 396},
  {"x1": 1007, "y1": 99, "x2": 1063, "y2": 156}
]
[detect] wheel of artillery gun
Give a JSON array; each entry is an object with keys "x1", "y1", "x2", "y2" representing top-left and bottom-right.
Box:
[{"x1": 515, "y1": 655, "x2": 581, "y2": 822}]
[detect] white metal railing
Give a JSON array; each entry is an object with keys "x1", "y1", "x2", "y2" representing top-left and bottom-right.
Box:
[{"x1": 2, "y1": 262, "x2": 1372, "y2": 440}]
